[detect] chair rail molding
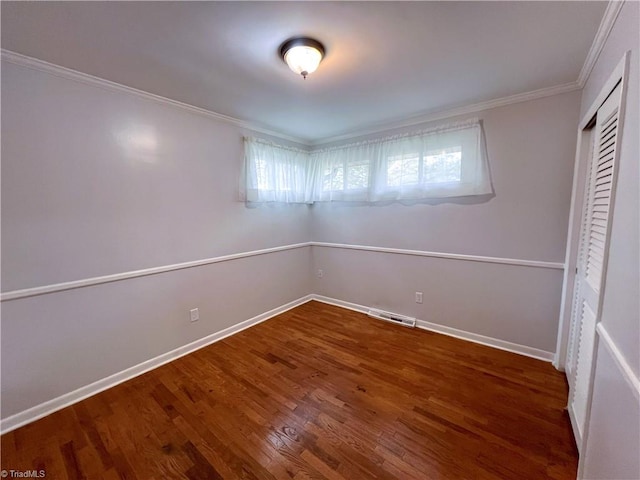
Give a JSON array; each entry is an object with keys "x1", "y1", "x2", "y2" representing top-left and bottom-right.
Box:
[{"x1": 2, "y1": 242, "x2": 564, "y2": 302}]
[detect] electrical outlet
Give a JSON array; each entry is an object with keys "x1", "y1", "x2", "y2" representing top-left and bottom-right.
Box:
[
  {"x1": 190, "y1": 308, "x2": 199, "y2": 322},
  {"x1": 317, "y1": 269, "x2": 324, "y2": 278},
  {"x1": 415, "y1": 292, "x2": 423, "y2": 304}
]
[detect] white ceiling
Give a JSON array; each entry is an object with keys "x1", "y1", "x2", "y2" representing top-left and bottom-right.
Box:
[{"x1": 2, "y1": 1, "x2": 607, "y2": 142}]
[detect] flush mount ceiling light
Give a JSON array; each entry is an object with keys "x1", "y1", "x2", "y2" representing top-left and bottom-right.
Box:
[{"x1": 279, "y1": 37, "x2": 325, "y2": 80}]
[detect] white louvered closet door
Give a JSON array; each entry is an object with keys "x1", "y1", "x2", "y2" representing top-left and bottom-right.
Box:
[{"x1": 568, "y1": 81, "x2": 623, "y2": 445}]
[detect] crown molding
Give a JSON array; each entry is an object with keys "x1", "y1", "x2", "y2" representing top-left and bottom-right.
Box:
[
  {"x1": 310, "y1": 81, "x2": 581, "y2": 146},
  {"x1": 577, "y1": 0, "x2": 625, "y2": 88},
  {"x1": 0, "y1": 49, "x2": 311, "y2": 146},
  {"x1": 6, "y1": 3, "x2": 618, "y2": 152}
]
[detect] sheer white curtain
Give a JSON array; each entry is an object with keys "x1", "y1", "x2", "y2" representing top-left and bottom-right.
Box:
[
  {"x1": 307, "y1": 119, "x2": 491, "y2": 201},
  {"x1": 243, "y1": 119, "x2": 492, "y2": 203},
  {"x1": 308, "y1": 142, "x2": 377, "y2": 201},
  {"x1": 241, "y1": 137, "x2": 310, "y2": 203}
]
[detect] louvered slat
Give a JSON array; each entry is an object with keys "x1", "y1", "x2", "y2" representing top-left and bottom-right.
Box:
[
  {"x1": 593, "y1": 192, "x2": 609, "y2": 201},
  {"x1": 596, "y1": 165, "x2": 613, "y2": 177},
  {"x1": 600, "y1": 134, "x2": 617, "y2": 150},
  {"x1": 589, "y1": 247, "x2": 604, "y2": 261},
  {"x1": 589, "y1": 245, "x2": 604, "y2": 260},
  {"x1": 584, "y1": 109, "x2": 618, "y2": 290},
  {"x1": 593, "y1": 207, "x2": 609, "y2": 215},
  {"x1": 599, "y1": 132, "x2": 616, "y2": 150},
  {"x1": 590, "y1": 250, "x2": 603, "y2": 262},
  {"x1": 597, "y1": 159, "x2": 614, "y2": 173},
  {"x1": 590, "y1": 233, "x2": 605, "y2": 247},
  {"x1": 602, "y1": 115, "x2": 617, "y2": 128},
  {"x1": 598, "y1": 145, "x2": 615, "y2": 160},
  {"x1": 594, "y1": 182, "x2": 610, "y2": 193}
]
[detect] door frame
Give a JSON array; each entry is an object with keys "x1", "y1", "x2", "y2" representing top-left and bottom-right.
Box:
[{"x1": 554, "y1": 51, "x2": 630, "y2": 459}]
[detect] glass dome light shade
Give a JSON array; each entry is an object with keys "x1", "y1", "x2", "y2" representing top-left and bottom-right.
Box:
[
  {"x1": 284, "y1": 46, "x2": 323, "y2": 78},
  {"x1": 280, "y1": 37, "x2": 325, "y2": 79}
]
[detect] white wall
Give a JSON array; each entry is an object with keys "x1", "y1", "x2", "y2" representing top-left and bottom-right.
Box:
[
  {"x1": 311, "y1": 91, "x2": 581, "y2": 354},
  {"x1": 312, "y1": 247, "x2": 563, "y2": 353},
  {"x1": 579, "y1": 2, "x2": 640, "y2": 478},
  {"x1": 0, "y1": 61, "x2": 312, "y2": 420},
  {"x1": 1, "y1": 62, "x2": 311, "y2": 291},
  {"x1": 583, "y1": 341, "x2": 640, "y2": 479},
  {"x1": 0, "y1": 53, "x2": 587, "y2": 428}
]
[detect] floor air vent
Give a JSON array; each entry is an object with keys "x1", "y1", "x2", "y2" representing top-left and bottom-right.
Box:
[{"x1": 367, "y1": 309, "x2": 416, "y2": 328}]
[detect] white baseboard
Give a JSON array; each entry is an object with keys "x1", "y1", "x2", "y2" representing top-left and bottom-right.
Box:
[
  {"x1": 311, "y1": 295, "x2": 372, "y2": 315},
  {"x1": 0, "y1": 294, "x2": 314, "y2": 434},
  {"x1": 415, "y1": 318, "x2": 555, "y2": 362},
  {"x1": 1, "y1": 293, "x2": 555, "y2": 433},
  {"x1": 553, "y1": 353, "x2": 566, "y2": 371},
  {"x1": 311, "y1": 294, "x2": 554, "y2": 362}
]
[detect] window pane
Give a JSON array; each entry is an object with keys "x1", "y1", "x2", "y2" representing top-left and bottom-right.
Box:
[
  {"x1": 346, "y1": 162, "x2": 369, "y2": 190},
  {"x1": 256, "y1": 158, "x2": 270, "y2": 190},
  {"x1": 275, "y1": 162, "x2": 294, "y2": 192},
  {"x1": 387, "y1": 153, "x2": 420, "y2": 186},
  {"x1": 255, "y1": 158, "x2": 301, "y2": 192},
  {"x1": 323, "y1": 164, "x2": 344, "y2": 191},
  {"x1": 423, "y1": 147, "x2": 462, "y2": 183}
]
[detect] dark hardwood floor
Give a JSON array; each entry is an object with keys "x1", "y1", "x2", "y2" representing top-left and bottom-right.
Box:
[{"x1": 1, "y1": 301, "x2": 577, "y2": 479}]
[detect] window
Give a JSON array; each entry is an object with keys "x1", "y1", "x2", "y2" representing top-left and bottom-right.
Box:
[
  {"x1": 243, "y1": 118, "x2": 491, "y2": 203},
  {"x1": 320, "y1": 158, "x2": 370, "y2": 200},
  {"x1": 385, "y1": 147, "x2": 461, "y2": 189},
  {"x1": 254, "y1": 158, "x2": 303, "y2": 193},
  {"x1": 386, "y1": 153, "x2": 420, "y2": 187},
  {"x1": 322, "y1": 164, "x2": 343, "y2": 192},
  {"x1": 347, "y1": 161, "x2": 369, "y2": 190},
  {"x1": 241, "y1": 137, "x2": 309, "y2": 203},
  {"x1": 422, "y1": 147, "x2": 462, "y2": 184}
]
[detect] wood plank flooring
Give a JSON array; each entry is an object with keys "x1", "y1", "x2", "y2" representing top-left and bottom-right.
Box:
[{"x1": 1, "y1": 301, "x2": 577, "y2": 479}]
